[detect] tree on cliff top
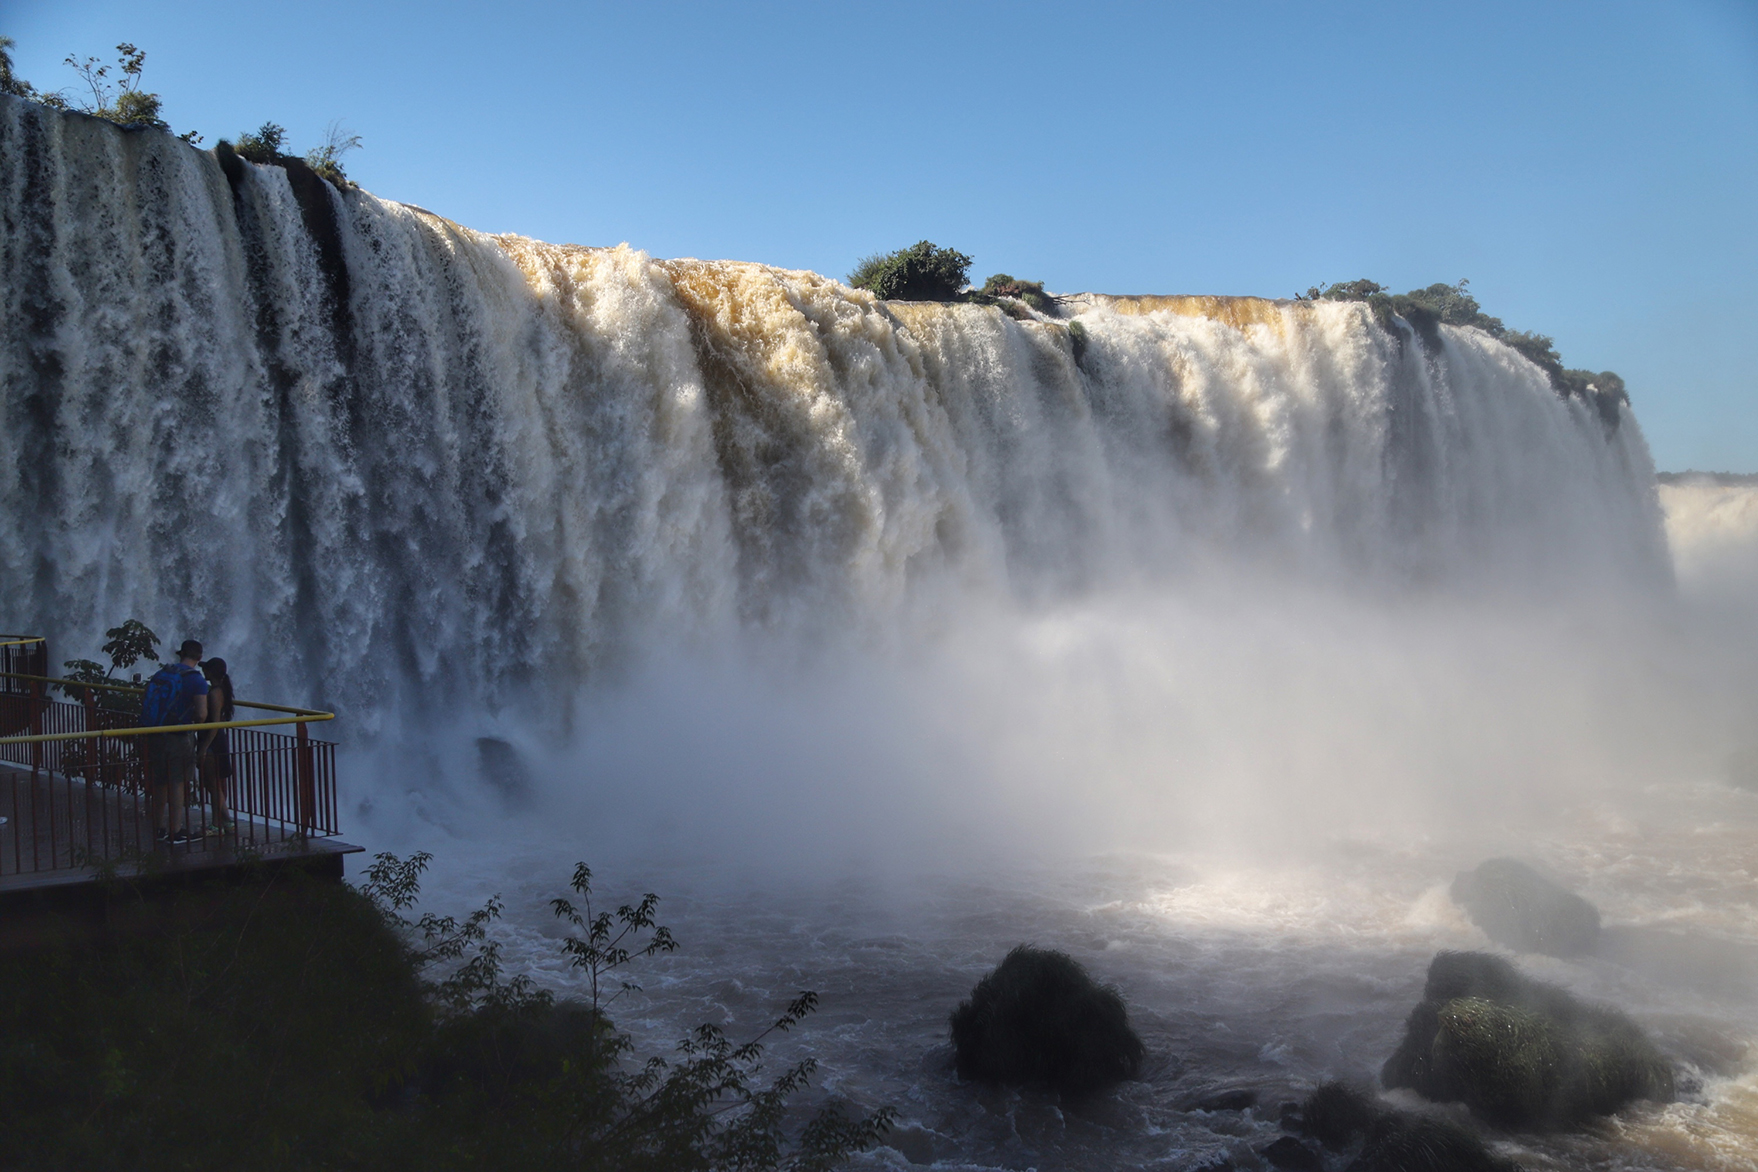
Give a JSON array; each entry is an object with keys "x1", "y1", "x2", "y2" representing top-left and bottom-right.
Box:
[
  {"x1": 0, "y1": 38, "x2": 200, "y2": 143},
  {"x1": 848, "y1": 241, "x2": 973, "y2": 301},
  {"x1": 0, "y1": 36, "x2": 33, "y2": 98}
]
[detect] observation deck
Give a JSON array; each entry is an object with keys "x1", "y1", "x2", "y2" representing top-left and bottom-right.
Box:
[{"x1": 0, "y1": 634, "x2": 359, "y2": 903}]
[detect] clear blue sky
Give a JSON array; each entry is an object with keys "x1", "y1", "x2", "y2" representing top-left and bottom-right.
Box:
[{"x1": 9, "y1": 1, "x2": 1756, "y2": 471}]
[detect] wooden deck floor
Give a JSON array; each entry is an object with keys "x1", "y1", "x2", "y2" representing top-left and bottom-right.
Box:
[{"x1": 0, "y1": 761, "x2": 359, "y2": 895}]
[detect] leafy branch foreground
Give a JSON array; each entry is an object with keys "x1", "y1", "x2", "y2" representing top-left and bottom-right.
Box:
[
  {"x1": 0, "y1": 855, "x2": 892, "y2": 1172},
  {"x1": 57, "y1": 617, "x2": 161, "y2": 713}
]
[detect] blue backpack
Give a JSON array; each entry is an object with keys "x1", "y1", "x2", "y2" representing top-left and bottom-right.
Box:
[{"x1": 141, "y1": 664, "x2": 197, "y2": 727}]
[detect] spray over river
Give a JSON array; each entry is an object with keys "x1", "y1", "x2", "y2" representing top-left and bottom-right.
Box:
[{"x1": 4, "y1": 97, "x2": 1758, "y2": 1168}]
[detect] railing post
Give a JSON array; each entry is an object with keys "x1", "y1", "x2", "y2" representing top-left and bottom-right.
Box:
[
  {"x1": 81, "y1": 691, "x2": 100, "y2": 781},
  {"x1": 29, "y1": 674, "x2": 44, "y2": 780},
  {"x1": 81, "y1": 689, "x2": 98, "y2": 859},
  {"x1": 296, "y1": 720, "x2": 316, "y2": 832}
]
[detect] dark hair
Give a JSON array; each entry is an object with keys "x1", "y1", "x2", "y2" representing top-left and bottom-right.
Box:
[
  {"x1": 178, "y1": 639, "x2": 203, "y2": 660},
  {"x1": 202, "y1": 658, "x2": 234, "y2": 719}
]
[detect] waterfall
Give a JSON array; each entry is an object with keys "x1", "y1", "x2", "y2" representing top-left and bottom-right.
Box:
[{"x1": 0, "y1": 96, "x2": 1669, "y2": 733}]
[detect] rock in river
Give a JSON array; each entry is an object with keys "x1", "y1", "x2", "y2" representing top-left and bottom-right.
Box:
[
  {"x1": 1450, "y1": 858, "x2": 1600, "y2": 957},
  {"x1": 1382, "y1": 951, "x2": 1673, "y2": 1128},
  {"x1": 950, "y1": 945, "x2": 1144, "y2": 1095}
]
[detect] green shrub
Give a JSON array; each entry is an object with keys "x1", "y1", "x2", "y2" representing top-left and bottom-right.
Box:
[
  {"x1": 1354, "y1": 1112, "x2": 1519, "y2": 1172},
  {"x1": 1304, "y1": 279, "x2": 1397, "y2": 329},
  {"x1": 1391, "y1": 280, "x2": 1506, "y2": 333},
  {"x1": 305, "y1": 119, "x2": 362, "y2": 188},
  {"x1": 1430, "y1": 997, "x2": 1560, "y2": 1125},
  {"x1": 107, "y1": 87, "x2": 165, "y2": 128},
  {"x1": 847, "y1": 240, "x2": 972, "y2": 301},
  {"x1": 1298, "y1": 1080, "x2": 1380, "y2": 1149},
  {"x1": 234, "y1": 121, "x2": 288, "y2": 164},
  {"x1": 0, "y1": 39, "x2": 200, "y2": 142},
  {"x1": 1305, "y1": 278, "x2": 1389, "y2": 304},
  {"x1": 977, "y1": 273, "x2": 1054, "y2": 313},
  {"x1": 1290, "y1": 1080, "x2": 1518, "y2": 1171},
  {"x1": 0, "y1": 869, "x2": 431, "y2": 1169}
]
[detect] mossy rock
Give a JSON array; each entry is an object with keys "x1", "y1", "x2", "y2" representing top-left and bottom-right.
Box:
[
  {"x1": 1382, "y1": 952, "x2": 1672, "y2": 1129},
  {"x1": 1429, "y1": 998, "x2": 1563, "y2": 1126},
  {"x1": 949, "y1": 945, "x2": 1143, "y2": 1095},
  {"x1": 1065, "y1": 320, "x2": 1090, "y2": 364},
  {"x1": 1450, "y1": 858, "x2": 1600, "y2": 957}
]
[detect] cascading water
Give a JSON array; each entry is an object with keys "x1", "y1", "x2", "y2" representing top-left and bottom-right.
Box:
[
  {"x1": 0, "y1": 94, "x2": 1668, "y2": 726},
  {"x1": 8, "y1": 96, "x2": 1756, "y2": 1170}
]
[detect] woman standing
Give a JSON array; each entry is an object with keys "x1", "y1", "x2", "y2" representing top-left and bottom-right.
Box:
[{"x1": 198, "y1": 657, "x2": 235, "y2": 831}]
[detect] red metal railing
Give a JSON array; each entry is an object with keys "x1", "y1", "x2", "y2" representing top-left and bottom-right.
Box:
[{"x1": 0, "y1": 636, "x2": 340, "y2": 878}]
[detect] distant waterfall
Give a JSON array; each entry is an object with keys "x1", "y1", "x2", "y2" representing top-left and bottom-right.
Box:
[{"x1": 0, "y1": 96, "x2": 1668, "y2": 730}]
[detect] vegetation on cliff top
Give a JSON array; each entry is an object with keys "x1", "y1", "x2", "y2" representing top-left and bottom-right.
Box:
[
  {"x1": 1301, "y1": 278, "x2": 1628, "y2": 422},
  {"x1": 227, "y1": 117, "x2": 362, "y2": 187},
  {"x1": 0, "y1": 37, "x2": 200, "y2": 143},
  {"x1": 1, "y1": 36, "x2": 359, "y2": 188},
  {"x1": 848, "y1": 240, "x2": 974, "y2": 301},
  {"x1": 847, "y1": 243, "x2": 1061, "y2": 319},
  {"x1": 0, "y1": 36, "x2": 1628, "y2": 411},
  {"x1": 974, "y1": 274, "x2": 1055, "y2": 314}
]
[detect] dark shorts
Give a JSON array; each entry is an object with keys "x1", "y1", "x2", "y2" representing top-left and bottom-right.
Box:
[
  {"x1": 146, "y1": 732, "x2": 197, "y2": 790},
  {"x1": 203, "y1": 731, "x2": 233, "y2": 782}
]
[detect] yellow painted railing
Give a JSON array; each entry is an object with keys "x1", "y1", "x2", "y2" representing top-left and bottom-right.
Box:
[{"x1": 0, "y1": 671, "x2": 334, "y2": 745}]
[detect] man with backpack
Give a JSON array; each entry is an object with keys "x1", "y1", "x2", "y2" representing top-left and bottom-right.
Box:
[{"x1": 143, "y1": 639, "x2": 210, "y2": 845}]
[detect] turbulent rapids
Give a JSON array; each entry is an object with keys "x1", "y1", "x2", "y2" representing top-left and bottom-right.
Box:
[
  {"x1": 0, "y1": 95, "x2": 1667, "y2": 726},
  {"x1": 11, "y1": 97, "x2": 1758, "y2": 1171}
]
